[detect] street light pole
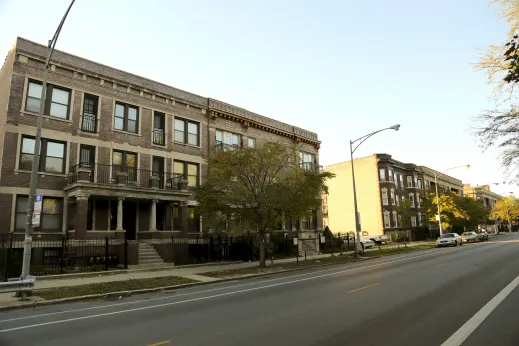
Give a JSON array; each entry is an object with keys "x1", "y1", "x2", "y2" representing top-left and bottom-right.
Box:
[
  {"x1": 433, "y1": 165, "x2": 470, "y2": 237},
  {"x1": 350, "y1": 124, "x2": 400, "y2": 257},
  {"x1": 20, "y1": 0, "x2": 76, "y2": 284}
]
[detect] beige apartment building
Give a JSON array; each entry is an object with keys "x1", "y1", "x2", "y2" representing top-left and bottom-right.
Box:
[
  {"x1": 323, "y1": 154, "x2": 463, "y2": 239},
  {"x1": 0, "y1": 38, "x2": 321, "y2": 251},
  {"x1": 464, "y1": 184, "x2": 502, "y2": 233}
]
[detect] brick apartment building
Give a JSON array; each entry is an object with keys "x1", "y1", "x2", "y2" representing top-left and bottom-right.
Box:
[
  {"x1": 0, "y1": 38, "x2": 321, "y2": 246},
  {"x1": 323, "y1": 154, "x2": 464, "y2": 239},
  {"x1": 464, "y1": 184, "x2": 502, "y2": 233}
]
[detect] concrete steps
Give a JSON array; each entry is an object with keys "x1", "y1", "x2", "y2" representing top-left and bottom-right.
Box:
[{"x1": 137, "y1": 243, "x2": 165, "y2": 267}]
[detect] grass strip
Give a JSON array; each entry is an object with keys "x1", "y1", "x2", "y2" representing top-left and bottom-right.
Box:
[{"x1": 36, "y1": 276, "x2": 196, "y2": 300}]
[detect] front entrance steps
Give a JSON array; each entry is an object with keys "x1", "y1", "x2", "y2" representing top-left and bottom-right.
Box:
[{"x1": 136, "y1": 242, "x2": 166, "y2": 268}]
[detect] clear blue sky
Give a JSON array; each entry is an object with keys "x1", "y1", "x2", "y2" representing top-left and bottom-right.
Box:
[{"x1": 0, "y1": 0, "x2": 516, "y2": 194}]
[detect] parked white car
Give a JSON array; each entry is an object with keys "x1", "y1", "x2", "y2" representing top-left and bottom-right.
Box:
[
  {"x1": 436, "y1": 233, "x2": 462, "y2": 247},
  {"x1": 461, "y1": 231, "x2": 479, "y2": 243},
  {"x1": 360, "y1": 239, "x2": 375, "y2": 249},
  {"x1": 360, "y1": 231, "x2": 388, "y2": 245}
]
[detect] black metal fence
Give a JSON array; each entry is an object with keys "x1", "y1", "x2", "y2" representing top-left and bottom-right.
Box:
[
  {"x1": 171, "y1": 233, "x2": 302, "y2": 265},
  {"x1": 0, "y1": 234, "x2": 128, "y2": 281},
  {"x1": 320, "y1": 232, "x2": 357, "y2": 255}
]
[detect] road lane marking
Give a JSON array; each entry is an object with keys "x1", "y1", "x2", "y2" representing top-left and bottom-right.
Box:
[
  {"x1": 433, "y1": 263, "x2": 447, "y2": 267},
  {"x1": 148, "y1": 341, "x2": 170, "y2": 346},
  {"x1": 348, "y1": 283, "x2": 379, "y2": 293},
  {"x1": 440, "y1": 275, "x2": 519, "y2": 346},
  {"x1": 0, "y1": 248, "x2": 464, "y2": 333},
  {"x1": 0, "y1": 247, "x2": 459, "y2": 325}
]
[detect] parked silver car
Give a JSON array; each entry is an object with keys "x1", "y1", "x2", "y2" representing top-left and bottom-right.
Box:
[
  {"x1": 474, "y1": 229, "x2": 489, "y2": 241},
  {"x1": 436, "y1": 233, "x2": 462, "y2": 247},
  {"x1": 461, "y1": 231, "x2": 479, "y2": 243}
]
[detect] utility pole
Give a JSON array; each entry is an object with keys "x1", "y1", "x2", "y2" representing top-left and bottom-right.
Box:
[{"x1": 20, "y1": 0, "x2": 76, "y2": 287}]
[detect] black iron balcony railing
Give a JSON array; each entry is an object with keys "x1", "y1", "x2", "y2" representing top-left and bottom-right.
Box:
[
  {"x1": 68, "y1": 163, "x2": 184, "y2": 190},
  {"x1": 81, "y1": 114, "x2": 97, "y2": 133},
  {"x1": 153, "y1": 128, "x2": 165, "y2": 146},
  {"x1": 215, "y1": 141, "x2": 239, "y2": 151}
]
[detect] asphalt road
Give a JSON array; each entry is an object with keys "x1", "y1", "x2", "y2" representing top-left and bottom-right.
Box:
[{"x1": 0, "y1": 234, "x2": 519, "y2": 346}]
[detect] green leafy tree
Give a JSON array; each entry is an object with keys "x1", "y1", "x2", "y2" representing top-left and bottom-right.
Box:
[
  {"x1": 422, "y1": 189, "x2": 467, "y2": 231},
  {"x1": 395, "y1": 199, "x2": 414, "y2": 228},
  {"x1": 491, "y1": 195, "x2": 519, "y2": 228},
  {"x1": 195, "y1": 142, "x2": 334, "y2": 268},
  {"x1": 452, "y1": 196, "x2": 489, "y2": 229}
]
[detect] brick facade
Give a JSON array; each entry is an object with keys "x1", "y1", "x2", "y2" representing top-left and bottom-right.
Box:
[{"x1": 0, "y1": 37, "x2": 321, "y2": 249}]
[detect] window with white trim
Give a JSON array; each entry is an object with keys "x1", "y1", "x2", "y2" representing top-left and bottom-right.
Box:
[
  {"x1": 381, "y1": 188, "x2": 389, "y2": 205},
  {"x1": 395, "y1": 195, "x2": 400, "y2": 205},
  {"x1": 407, "y1": 176, "x2": 413, "y2": 188},
  {"x1": 425, "y1": 179, "x2": 430, "y2": 188},
  {"x1": 383, "y1": 211, "x2": 390, "y2": 228},
  {"x1": 19, "y1": 136, "x2": 66, "y2": 173},
  {"x1": 417, "y1": 179, "x2": 423, "y2": 189},
  {"x1": 409, "y1": 193, "x2": 415, "y2": 207},
  {"x1": 390, "y1": 188, "x2": 395, "y2": 205},
  {"x1": 15, "y1": 195, "x2": 63, "y2": 232},
  {"x1": 411, "y1": 216, "x2": 417, "y2": 227},
  {"x1": 417, "y1": 212, "x2": 422, "y2": 226},
  {"x1": 388, "y1": 169, "x2": 393, "y2": 182},
  {"x1": 394, "y1": 172, "x2": 398, "y2": 186},
  {"x1": 393, "y1": 211, "x2": 398, "y2": 227},
  {"x1": 175, "y1": 118, "x2": 199, "y2": 145},
  {"x1": 399, "y1": 174, "x2": 404, "y2": 187},
  {"x1": 247, "y1": 137, "x2": 256, "y2": 148},
  {"x1": 416, "y1": 194, "x2": 421, "y2": 207},
  {"x1": 379, "y1": 168, "x2": 386, "y2": 182},
  {"x1": 114, "y1": 102, "x2": 138, "y2": 133}
]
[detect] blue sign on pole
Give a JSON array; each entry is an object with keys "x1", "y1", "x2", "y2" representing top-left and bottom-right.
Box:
[{"x1": 32, "y1": 193, "x2": 43, "y2": 227}]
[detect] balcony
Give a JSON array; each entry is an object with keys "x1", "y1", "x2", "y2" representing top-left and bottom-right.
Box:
[
  {"x1": 67, "y1": 163, "x2": 185, "y2": 191},
  {"x1": 301, "y1": 162, "x2": 317, "y2": 171},
  {"x1": 215, "y1": 141, "x2": 239, "y2": 151},
  {"x1": 81, "y1": 114, "x2": 98, "y2": 133},
  {"x1": 153, "y1": 128, "x2": 165, "y2": 146}
]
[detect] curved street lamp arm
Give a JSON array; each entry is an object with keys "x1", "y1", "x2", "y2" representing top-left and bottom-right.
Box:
[{"x1": 351, "y1": 127, "x2": 396, "y2": 154}]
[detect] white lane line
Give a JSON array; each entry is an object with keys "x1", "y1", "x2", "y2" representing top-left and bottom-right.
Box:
[
  {"x1": 441, "y1": 275, "x2": 519, "y2": 346},
  {"x1": 0, "y1": 248, "x2": 457, "y2": 333}
]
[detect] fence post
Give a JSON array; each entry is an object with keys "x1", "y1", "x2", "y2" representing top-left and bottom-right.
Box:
[
  {"x1": 339, "y1": 232, "x2": 342, "y2": 255},
  {"x1": 329, "y1": 233, "x2": 333, "y2": 256},
  {"x1": 104, "y1": 236, "x2": 109, "y2": 271},
  {"x1": 60, "y1": 236, "x2": 65, "y2": 274},
  {"x1": 196, "y1": 235, "x2": 199, "y2": 262},
  {"x1": 124, "y1": 233, "x2": 128, "y2": 269}
]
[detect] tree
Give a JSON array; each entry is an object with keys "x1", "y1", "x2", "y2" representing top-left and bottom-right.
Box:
[
  {"x1": 491, "y1": 195, "x2": 519, "y2": 228},
  {"x1": 195, "y1": 142, "x2": 334, "y2": 268},
  {"x1": 421, "y1": 189, "x2": 467, "y2": 231},
  {"x1": 452, "y1": 196, "x2": 489, "y2": 229},
  {"x1": 474, "y1": 1, "x2": 519, "y2": 181},
  {"x1": 395, "y1": 199, "x2": 414, "y2": 228}
]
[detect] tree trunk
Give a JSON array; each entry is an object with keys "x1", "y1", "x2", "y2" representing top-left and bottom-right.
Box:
[{"x1": 258, "y1": 231, "x2": 266, "y2": 268}]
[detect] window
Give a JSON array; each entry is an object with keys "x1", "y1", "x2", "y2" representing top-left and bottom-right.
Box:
[
  {"x1": 379, "y1": 168, "x2": 386, "y2": 182},
  {"x1": 381, "y1": 188, "x2": 389, "y2": 205},
  {"x1": 407, "y1": 176, "x2": 413, "y2": 188},
  {"x1": 174, "y1": 161, "x2": 199, "y2": 187},
  {"x1": 174, "y1": 118, "x2": 199, "y2": 145},
  {"x1": 393, "y1": 211, "x2": 398, "y2": 227},
  {"x1": 112, "y1": 150, "x2": 137, "y2": 182},
  {"x1": 399, "y1": 175, "x2": 404, "y2": 187},
  {"x1": 417, "y1": 212, "x2": 422, "y2": 226},
  {"x1": 247, "y1": 137, "x2": 256, "y2": 148},
  {"x1": 398, "y1": 215, "x2": 402, "y2": 225},
  {"x1": 81, "y1": 94, "x2": 98, "y2": 132},
  {"x1": 153, "y1": 111, "x2": 166, "y2": 146},
  {"x1": 114, "y1": 102, "x2": 138, "y2": 133},
  {"x1": 390, "y1": 188, "x2": 395, "y2": 205},
  {"x1": 411, "y1": 216, "x2": 417, "y2": 227},
  {"x1": 388, "y1": 169, "x2": 393, "y2": 182},
  {"x1": 299, "y1": 152, "x2": 315, "y2": 170},
  {"x1": 26, "y1": 80, "x2": 71, "y2": 119},
  {"x1": 409, "y1": 193, "x2": 415, "y2": 207},
  {"x1": 15, "y1": 196, "x2": 63, "y2": 232},
  {"x1": 416, "y1": 194, "x2": 421, "y2": 207},
  {"x1": 417, "y1": 179, "x2": 423, "y2": 189},
  {"x1": 394, "y1": 172, "x2": 398, "y2": 186},
  {"x1": 425, "y1": 180, "x2": 430, "y2": 188},
  {"x1": 395, "y1": 195, "x2": 400, "y2": 206},
  {"x1": 79, "y1": 144, "x2": 95, "y2": 182},
  {"x1": 383, "y1": 211, "x2": 390, "y2": 228},
  {"x1": 19, "y1": 136, "x2": 66, "y2": 173},
  {"x1": 215, "y1": 129, "x2": 240, "y2": 150}
]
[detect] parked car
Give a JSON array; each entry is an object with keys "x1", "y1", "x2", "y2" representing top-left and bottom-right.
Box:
[
  {"x1": 461, "y1": 231, "x2": 479, "y2": 243},
  {"x1": 341, "y1": 236, "x2": 375, "y2": 249},
  {"x1": 360, "y1": 231, "x2": 388, "y2": 245},
  {"x1": 474, "y1": 229, "x2": 489, "y2": 241},
  {"x1": 436, "y1": 233, "x2": 462, "y2": 247}
]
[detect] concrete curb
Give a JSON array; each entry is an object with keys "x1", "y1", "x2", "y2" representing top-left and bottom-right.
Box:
[{"x1": 0, "y1": 256, "x2": 376, "y2": 312}]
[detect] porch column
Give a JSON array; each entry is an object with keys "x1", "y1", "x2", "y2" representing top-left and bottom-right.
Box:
[
  {"x1": 116, "y1": 197, "x2": 124, "y2": 231},
  {"x1": 75, "y1": 193, "x2": 89, "y2": 237},
  {"x1": 62, "y1": 196, "x2": 69, "y2": 234},
  {"x1": 149, "y1": 199, "x2": 157, "y2": 232},
  {"x1": 180, "y1": 201, "x2": 189, "y2": 236},
  {"x1": 169, "y1": 202, "x2": 175, "y2": 231},
  {"x1": 92, "y1": 200, "x2": 96, "y2": 231}
]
